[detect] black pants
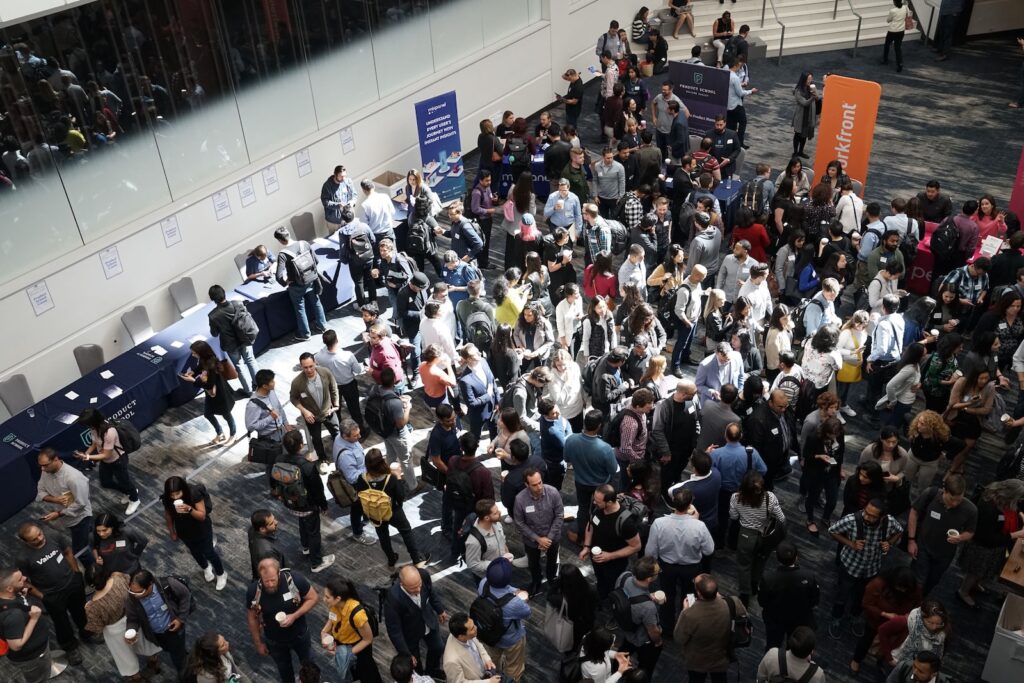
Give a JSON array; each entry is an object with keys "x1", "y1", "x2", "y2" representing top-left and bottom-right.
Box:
[
  {"x1": 307, "y1": 415, "x2": 339, "y2": 463},
  {"x1": 407, "y1": 626, "x2": 446, "y2": 678},
  {"x1": 832, "y1": 565, "x2": 869, "y2": 619},
  {"x1": 267, "y1": 635, "x2": 313, "y2": 683},
  {"x1": 153, "y1": 627, "x2": 188, "y2": 673},
  {"x1": 338, "y1": 380, "x2": 365, "y2": 429},
  {"x1": 543, "y1": 463, "x2": 566, "y2": 492},
  {"x1": 716, "y1": 489, "x2": 736, "y2": 546},
  {"x1": 349, "y1": 261, "x2": 377, "y2": 306},
  {"x1": 181, "y1": 531, "x2": 224, "y2": 575},
  {"x1": 69, "y1": 516, "x2": 95, "y2": 568},
  {"x1": 525, "y1": 542, "x2": 560, "y2": 588},
  {"x1": 42, "y1": 573, "x2": 87, "y2": 650},
  {"x1": 883, "y1": 30, "x2": 905, "y2": 66},
  {"x1": 687, "y1": 671, "x2": 727, "y2": 683},
  {"x1": 478, "y1": 215, "x2": 494, "y2": 268},
  {"x1": 297, "y1": 512, "x2": 324, "y2": 565},
  {"x1": 414, "y1": 250, "x2": 445, "y2": 279},
  {"x1": 593, "y1": 557, "x2": 628, "y2": 599},
  {"x1": 374, "y1": 506, "x2": 423, "y2": 566},
  {"x1": 504, "y1": 233, "x2": 518, "y2": 271},
  {"x1": 99, "y1": 456, "x2": 138, "y2": 501},
  {"x1": 765, "y1": 615, "x2": 814, "y2": 651},
  {"x1": 350, "y1": 499, "x2": 367, "y2": 536},
  {"x1": 658, "y1": 561, "x2": 701, "y2": 631},
  {"x1": 792, "y1": 133, "x2": 807, "y2": 156},
  {"x1": 935, "y1": 13, "x2": 958, "y2": 56},
  {"x1": 726, "y1": 105, "x2": 747, "y2": 146}
]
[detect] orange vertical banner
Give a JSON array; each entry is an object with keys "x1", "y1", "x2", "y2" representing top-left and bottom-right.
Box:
[{"x1": 812, "y1": 75, "x2": 882, "y2": 197}]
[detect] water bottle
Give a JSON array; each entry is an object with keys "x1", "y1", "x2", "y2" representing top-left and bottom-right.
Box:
[{"x1": 726, "y1": 178, "x2": 732, "y2": 190}]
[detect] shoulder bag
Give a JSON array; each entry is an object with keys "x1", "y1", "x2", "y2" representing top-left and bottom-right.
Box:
[
  {"x1": 756, "y1": 494, "x2": 787, "y2": 554},
  {"x1": 543, "y1": 598, "x2": 575, "y2": 653}
]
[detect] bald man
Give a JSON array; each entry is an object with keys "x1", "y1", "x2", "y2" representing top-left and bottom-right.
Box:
[
  {"x1": 651, "y1": 380, "x2": 702, "y2": 494},
  {"x1": 383, "y1": 566, "x2": 449, "y2": 678},
  {"x1": 743, "y1": 389, "x2": 797, "y2": 490}
]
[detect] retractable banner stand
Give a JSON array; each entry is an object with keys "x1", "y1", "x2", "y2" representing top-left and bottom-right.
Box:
[
  {"x1": 1010, "y1": 146, "x2": 1024, "y2": 218},
  {"x1": 813, "y1": 75, "x2": 882, "y2": 196},
  {"x1": 667, "y1": 61, "x2": 730, "y2": 135},
  {"x1": 414, "y1": 91, "x2": 465, "y2": 202}
]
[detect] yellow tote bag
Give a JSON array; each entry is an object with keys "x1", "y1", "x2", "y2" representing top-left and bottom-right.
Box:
[{"x1": 837, "y1": 334, "x2": 862, "y2": 383}]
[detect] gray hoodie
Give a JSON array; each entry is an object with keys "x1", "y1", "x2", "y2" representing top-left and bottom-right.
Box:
[{"x1": 689, "y1": 226, "x2": 722, "y2": 276}]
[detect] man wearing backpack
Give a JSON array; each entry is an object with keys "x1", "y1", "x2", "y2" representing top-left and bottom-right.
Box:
[
  {"x1": 383, "y1": 566, "x2": 450, "y2": 680},
  {"x1": 332, "y1": 420, "x2": 378, "y2": 547},
  {"x1": 126, "y1": 569, "x2": 194, "y2": 674},
  {"x1": 208, "y1": 284, "x2": 259, "y2": 397},
  {"x1": 273, "y1": 226, "x2": 327, "y2": 342},
  {"x1": 338, "y1": 208, "x2": 377, "y2": 307},
  {"x1": 674, "y1": 573, "x2": 746, "y2": 683},
  {"x1": 463, "y1": 499, "x2": 512, "y2": 579},
  {"x1": 613, "y1": 389, "x2": 655, "y2": 491},
  {"x1": 579, "y1": 484, "x2": 643, "y2": 598},
  {"x1": 444, "y1": 432, "x2": 495, "y2": 554},
  {"x1": 758, "y1": 544, "x2": 820, "y2": 651},
  {"x1": 582, "y1": 203, "x2": 611, "y2": 267},
  {"x1": 591, "y1": 347, "x2": 634, "y2": 420},
  {"x1": 246, "y1": 557, "x2": 319, "y2": 683},
  {"x1": 366, "y1": 367, "x2": 418, "y2": 492},
  {"x1": 274, "y1": 431, "x2": 336, "y2": 574},
  {"x1": 614, "y1": 556, "x2": 664, "y2": 675},
  {"x1": 755, "y1": 626, "x2": 825, "y2": 683},
  {"x1": 474, "y1": 558, "x2": 531, "y2": 682}
]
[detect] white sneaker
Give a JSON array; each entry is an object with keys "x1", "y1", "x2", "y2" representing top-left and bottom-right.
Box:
[
  {"x1": 125, "y1": 500, "x2": 141, "y2": 516},
  {"x1": 215, "y1": 572, "x2": 228, "y2": 591},
  {"x1": 352, "y1": 533, "x2": 377, "y2": 546},
  {"x1": 840, "y1": 405, "x2": 857, "y2": 417},
  {"x1": 837, "y1": 414, "x2": 847, "y2": 425},
  {"x1": 511, "y1": 556, "x2": 530, "y2": 569},
  {"x1": 203, "y1": 565, "x2": 215, "y2": 582},
  {"x1": 503, "y1": 515, "x2": 513, "y2": 525},
  {"x1": 301, "y1": 548, "x2": 310, "y2": 555},
  {"x1": 312, "y1": 554, "x2": 336, "y2": 573}
]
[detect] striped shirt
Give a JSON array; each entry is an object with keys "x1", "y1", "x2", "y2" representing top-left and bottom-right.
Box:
[{"x1": 729, "y1": 492, "x2": 785, "y2": 530}]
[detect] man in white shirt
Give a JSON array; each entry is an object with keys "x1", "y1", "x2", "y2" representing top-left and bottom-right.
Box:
[
  {"x1": 314, "y1": 329, "x2": 366, "y2": 431},
  {"x1": 737, "y1": 264, "x2": 772, "y2": 329},
  {"x1": 867, "y1": 263, "x2": 904, "y2": 316},
  {"x1": 835, "y1": 179, "x2": 865, "y2": 235},
  {"x1": 618, "y1": 244, "x2": 648, "y2": 297},
  {"x1": 359, "y1": 178, "x2": 396, "y2": 242}
]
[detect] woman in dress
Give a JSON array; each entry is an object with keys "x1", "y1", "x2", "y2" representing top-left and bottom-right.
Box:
[
  {"x1": 160, "y1": 475, "x2": 227, "y2": 590},
  {"x1": 881, "y1": 343, "x2": 925, "y2": 432},
  {"x1": 945, "y1": 366, "x2": 995, "y2": 474},
  {"x1": 185, "y1": 632, "x2": 250, "y2": 683},
  {"x1": 489, "y1": 323, "x2": 521, "y2": 390},
  {"x1": 836, "y1": 311, "x2": 869, "y2": 414},
  {"x1": 92, "y1": 512, "x2": 147, "y2": 577},
  {"x1": 513, "y1": 301, "x2": 556, "y2": 371},
  {"x1": 921, "y1": 333, "x2": 962, "y2": 413},
  {"x1": 764, "y1": 304, "x2": 792, "y2": 384},
  {"x1": 503, "y1": 171, "x2": 537, "y2": 271},
  {"x1": 74, "y1": 408, "x2": 141, "y2": 516},
  {"x1": 791, "y1": 72, "x2": 821, "y2": 159},
  {"x1": 802, "y1": 416, "x2": 845, "y2": 534},
  {"x1": 730, "y1": 470, "x2": 786, "y2": 605},
  {"x1": 320, "y1": 577, "x2": 382, "y2": 683},
  {"x1": 418, "y1": 344, "x2": 457, "y2": 411},
  {"x1": 957, "y1": 479, "x2": 1024, "y2": 606},
  {"x1": 547, "y1": 348, "x2": 586, "y2": 433},
  {"x1": 354, "y1": 449, "x2": 428, "y2": 568},
  {"x1": 802, "y1": 183, "x2": 836, "y2": 243},
  {"x1": 975, "y1": 289, "x2": 1024, "y2": 370},
  {"x1": 180, "y1": 340, "x2": 236, "y2": 445},
  {"x1": 703, "y1": 288, "x2": 727, "y2": 352},
  {"x1": 622, "y1": 303, "x2": 668, "y2": 356},
  {"x1": 580, "y1": 296, "x2": 618, "y2": 363},
  {"x1": 457, "y1": 343, "x2": 498, "y2": 441}
]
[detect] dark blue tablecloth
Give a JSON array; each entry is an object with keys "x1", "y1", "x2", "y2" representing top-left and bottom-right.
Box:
[{"x1": 715, "y1": 181, "x2": 743, "y2": 232}]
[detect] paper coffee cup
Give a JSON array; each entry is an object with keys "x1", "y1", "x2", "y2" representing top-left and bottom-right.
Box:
[
  {"x1": 322, "y1": 635, "x2": 333, "y2": 647},
  {"x1": 173, "y1": 498, "x2": 186, "y2": 510},
  {"x1": 652, "y1": 590, "x2": 666, "y2": 604},
  {"x1": 947, "y1": 529, "x2": 960, "y2": 538},
  {"x1": 591, "y1": 546, "x2": 603, "y2": 557},
  {"x1": 275, "y1": 611, "x2": 287, "y2": 623},
  {"x1": 930, "y1": 329, "x2": 940, "y2": 337},
  {"x1": 124, "y1": 629, "x2": 137, "y2": 640},
  {"x1": 389, "y1": 463, "x2": 401, "y2": 475},
  {"x1": 1002, "y1": 413, "x2": 1013, "y2": 424}
]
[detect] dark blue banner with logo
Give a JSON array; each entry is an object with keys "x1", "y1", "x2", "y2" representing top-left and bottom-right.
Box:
[
  {"x1": 414, "y1": 91, "x2": 465, "y2": 203},
  {"x1": 668, "y1": 61, "x2": 731, "y2": 135}
]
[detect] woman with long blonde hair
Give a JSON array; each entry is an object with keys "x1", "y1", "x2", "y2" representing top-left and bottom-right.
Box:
[
  {"x1": 639, "y1": 355, "x2": 676, "y2": 402},
  {"x1": 703, "y1": 288, "x2": 727, "y2": 352}
]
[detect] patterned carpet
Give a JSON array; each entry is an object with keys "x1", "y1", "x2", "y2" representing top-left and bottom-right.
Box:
[{"x1": 2, "y1": 36, "x2": 1022, "y2": 683}]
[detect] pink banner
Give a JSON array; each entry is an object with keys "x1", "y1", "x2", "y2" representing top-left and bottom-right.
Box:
[{"x1": 1012, "y1": 146, "x2": 1024, "y2": 218}]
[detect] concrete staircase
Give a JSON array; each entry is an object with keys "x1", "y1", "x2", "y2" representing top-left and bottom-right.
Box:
[{"x1": 657, "y1": 0, "x2": 919, "y2": 61}]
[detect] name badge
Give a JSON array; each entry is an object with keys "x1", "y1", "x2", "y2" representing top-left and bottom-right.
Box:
[
  {"x1": 282, "y1": 592, "x2": 293, "y2": 601},
  {"x1": 879, "y1": 256, "x2": 887, "y2": 264},
  {"x1": 115, "y1": 540, "x2": 127, "y2": 548},
  {"x1": 687, "y1": 405, "x2": 695, "y2": 414},
  {"x1": 771, "y1": 428, "x2": 779, "y2": 435},
  {"x1": 787, "y1": 255, "x2": 796, "y2": 262},
  {"x1": 933, "y1": 312, "x2": 943, "y2": 319},
  {"x1": 564, "y1": 210, "x2": 572, "y2": 218},
  {"x1": 300, "y1": 392, "x2": 308, "y2": 398},
  {"x1": 329, "y1": 612, "x2": 338, "y2": 621},
  {"x1": 999, "y1": 322, "x2": 1008, "y2": 331},
  {"x1": 746, "y1": 407, "x2": 753, "y2": 415},
  {"x1": 592, "y1": 515, "x2": 601, "y2": 526},
  {"x1": 56, "y1": 554, "x2": 63, "y2": 564},
  {"x1": 929, "y1": 510, "x2": 942, "y2": 521},
  {"x1": 160, "y1": 604, "x2": 168, "y2": 611},
  {"x1": 525, "y1": 505, "x2": 536, "y2": 513},
  {"x1": 998, "y1": 514, "x2": 1006, "y2": 522}
]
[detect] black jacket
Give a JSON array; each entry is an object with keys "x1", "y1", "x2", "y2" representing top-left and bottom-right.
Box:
[
  {"x1": 757, "y1": 564, "x2": 819, "y2": 629},
  {"x1": 544, "y1": 140, "x2": 572, "y2": 182},
  {"x1": 743, "y1": 402, "x2": 796, "y2": 481},
  {"x1": 126, "y1": 577, "x2": 192, "y2": 643},
  {"x1": 383, "y1": 568, "x2": 445, "y2": 656},
  {"x1": 397, "y1": 285, "x2": 428, "y2": 338},
  {"x1": 708, "y1": 129, "x2": 740, "y2": 167},
  {"x1": 208, "y1": 300, "x2": 249, "y2": 353},
  {"x1": 247, "y1": 527, "x2": 288, "y2": 579},
  {"x1": 650, "y1": 396, "x2": 701, "y2": 462}
]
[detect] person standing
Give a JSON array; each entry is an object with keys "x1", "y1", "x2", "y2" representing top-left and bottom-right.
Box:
[
  {"x1": 469, "y1": 172, "x2": 497, "y2": 268},
  {"x1": 907, "y1": 475, "x2": 977, "y2": 595},
  {"x1": 729, "y1": 471, "x2": 786, "y2": 606},
  {"x1": 366, "y1": 367, "x2": 418, "y2": 492},
  {"x1": 246, "y1": 369, "x2": 292, "y2": 480},
  {"x1": 181, "y1": 340, "x2": 237, "y2": 444},
  {"x1": 320, "y1": 577, "x2": 382, "y2": 683},
  {"x1": 758, "y1": 543, "x2": 820, "y2": 650},
  {"x1": 675, "y1": 573, "x2": 746, "y2": 683},
  {"x1": 274, "y1": 431, "x2": 336, "y2": 574},
  {"x1": 882, "y1": 0, "x2": 910, "y2": 72},
  {"x1": 383, "y1": 566, "x2": 449, "y2": 680},
  {"x1": 315, "y1": 330, "x2": 366, "y2": 433},
  {"x1": 184, "y1": 632, "x2": 250, "y2": 683},
  {"x1": 74, "y1": 408, "x2": 140, "y2": 516},
  {"x1": 321, "y1": 165, "x2": 357, "y2": 230},
  {"x1": 0, "y1": 567, "x2": 54, "y2": 682},
  {"x1": 160, "y1": 476, "x2": 228, "y2": 590},
  {"x1": 1010, "y1": 37, "x2": 1024, "y2": 109},
  {"x1": 513, "y1": 470, "x2": 563, "y2": 596},
  {"x1": 614, "y1": 557, "x2": 664, "y2": 675},
  {"x1": 564, "y1": 410, "x2": 619, "y2": 544},
  {"x1": 290, "y1": 352, "x2": 340, "y2": 473},
  {"x1": 246, "y1": 558, "x2": 319, "y2": 683},
  {"x1": 476, "y1": 558, "x2": 531, "y2": 682},
  {"x1": 756, "y1": 627, "x2": 826, "y2": 683},
  {"x1": 274, "y1": 226, "x2": 328, "y2": 342},
  {"x1": 650, "y1": 81, "x2": 684, "y2": 159},
  {"x1": 356, "y1": 449, "x2": 430, "y2": 569},
  {"x1": 442, "y1": 613, "x2": 498, "y2": 683},
  {"x1": 332, "y1": 420, "x2": 378, "y2": 547},
  {"x1": 671, "y1": 267, "x2": 708, "y2": 373},
  {"x1": 463, "y1": 499, "x2": 513, "y2": 579},
  {"x1": 726, "y1": 61, "x2": 756, "y2": 149},
  {"x1": 647, "y1": 489, "x2": 715, "y2": 629},
  {"x1": 360, "y1": 179, "x2": 397, "y2": 243},
  {"x1": 248, "y1": 509, "x2": 289, "y2": 580},
  {"x1": 207, "y1": 285, "x2": 260, "y2": 396},
  {"x1": 579, "y1": 484, "x2": 643, "y2": 598},
  {"x1": 35, "y1": 448, "x2": 94, "y2": 574},
  {"x1": 791, "y1": 72, "x2": 821, "y2": 159},
  {"x1": 933, "y1": 0, "x2": 963, "y2": 62},
  {"x1": 14, "y1": 524, "x2": 87, "y2": 665},
  {"x1": 124, "y1": 569, "x2": 192, "y2": 675},
  {"x1": 559, "y1": 69, "x2": 584, "y2": 127}
]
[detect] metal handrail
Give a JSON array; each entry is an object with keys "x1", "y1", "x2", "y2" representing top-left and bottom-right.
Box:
[
  {"x1": 834, "y1": 0, "x2": 864, "y2": 55},
  {"x1": 760, "y1": 0, "x2": 786, "y2": 65}
]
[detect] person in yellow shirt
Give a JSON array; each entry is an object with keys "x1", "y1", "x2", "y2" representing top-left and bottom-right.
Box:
[
  {"x1": 320, "y1": 578, "x2": 382, "y2": 683},
  {"x1": 493, "y1": 270, "x2": 532, "y2": 327}
]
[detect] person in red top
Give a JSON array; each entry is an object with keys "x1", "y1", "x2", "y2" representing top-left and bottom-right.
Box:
[
  {"x1": 692, "y1": 137, "x2": 722, "y2": 185},
  {"x1": 731, "y1": 206, "x2": 771, "y2": 263},
  {"x1": 583, "y1": 251, "x2": 619, "y2": 300},
  {"x1": 367, "y1": 322, "x2": 404, "y2": 387},
  {"x1": 851, "y1": 565, "x2": 922, "y2": 673}
]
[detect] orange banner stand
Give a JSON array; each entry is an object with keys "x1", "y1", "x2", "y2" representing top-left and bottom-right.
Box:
[{"x1": 812, "y1": 75, "x2": 882, "y2": 197}]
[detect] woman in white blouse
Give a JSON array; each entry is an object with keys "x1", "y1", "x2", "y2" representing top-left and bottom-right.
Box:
[
  {"x1": 547, "y1": 348, "x2": 586, "y2": 432},
  {"x1": 881, "y1": 0, "x2": 911, "y2": 72},
  {"x1": 579, "y1": 627, "x2": 633, "y2": 683},
  {"x1": 764, "y1": 304, "x2": 793, "y2": 384},
  {"x1": 880, "y1": 343, "x2": 925, "y2": 432},
  {"x1": 801, "y1": 324, "x2": 843, "y2": 401},
  {"x1": 555, "y1": 283, "x2": 584, "y2": 356}
]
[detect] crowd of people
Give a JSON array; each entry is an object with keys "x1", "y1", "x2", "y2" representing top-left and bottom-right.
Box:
[{"x1": 3, "y1": 6, "x2": 1024, "y2": 683}]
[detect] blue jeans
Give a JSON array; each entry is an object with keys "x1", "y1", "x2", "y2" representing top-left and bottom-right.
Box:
[
  {"x1": 333, "y1": 643, "x2": 356, "y2": 683},
  {"x1": 671, "y1": 320, "x2": 695, "y2": 367},
  {"x1": 204, "y1": 398, "x2": 236, "y2": 436},
  {"x1": 69, "y1": 516, "x2": 95, "y2": 568},
  {"x1": 226, "y1": 345, "x2": 259, "y2": 394},
  {"x1": 287, "y1": 284, "x2": 327, "y2": 339}
]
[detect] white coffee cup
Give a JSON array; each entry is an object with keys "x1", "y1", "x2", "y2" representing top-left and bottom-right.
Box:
[
  {"x1": 591, "y1": 546, "x2": 603, "y2": 557},
  {"x1": 947, "y1": 529, "x2": 960, "y2": 538},
  {"x1": 124, "y1": 628, "x2": 137, "y2": 641},
  {"x1": 651, "y1": 590, "x2": 666, "y2": 605},
  {"x1": 930, "y1": 329, "x2": 940, "y2": 337},
  {"x1": 322, "y1": 635, "x2": 334, "y2": 648},
  {"x1": 173, "y1": 499, "x2": 186, "y2": 511},
  {"x1": 275, "y1": 611, "x2": 287, "y2": 624},
  {"x1": 390, "y1": 463, "x2": 402, "y2": 475},
  {"x1": 1002, "y1": 413, "x2": 1013, "y2": 424}
]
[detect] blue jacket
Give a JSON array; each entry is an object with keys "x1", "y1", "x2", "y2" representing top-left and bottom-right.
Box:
[
  {"x1": 540, "y1": 416, "x2": 570, "y2": 467},
  {"x1": 711, "y1": 443, "x2": 767, "y2": 492},
  {"x1": 457, "y1": 364, "x2": 497, "y2": 421},
  {"x1": 476, "y1": 580, "x2": 530, "y2": 649},
  {"x1": 442, "y1": 262, "x2": 480, "y2": 307},
  {"x1": 694, "y1": 352, "x2": 745, "y2": 403},
  {"x1": 564, "y1": 433, "x2": 617, "y2": 486},
  {"x1": 446, "y1": 217, "x2": 484, "y2": 261}
]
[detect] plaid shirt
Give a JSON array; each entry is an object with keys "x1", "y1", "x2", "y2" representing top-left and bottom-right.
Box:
[
  {"x1": 829, "y1": 513, "x2": 904, "y2": 578},
  {"x1": 623, "y1": 192, "x2": 644, "y2": 231},
  {"x1": 585, "y1": 219, "x2": 611, "y2": 260},
  {"x1": 941, "y1": 265, "x2": 989, "y2": 305}
]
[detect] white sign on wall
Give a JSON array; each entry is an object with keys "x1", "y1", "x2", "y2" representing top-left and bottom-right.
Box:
[
  {"x1": 212, "y1": 191, "x2": 232, "y2": 221},
  {"x1": 161, "y1": 216, "x2": 182, "y2": 248},
  {"x1": 26, "y1": 281, "x2": 55, "y2": 316},
  {"x1": 263, "y1": 165, "x2": 280, "y2": 194},
  {"x1": 340, "y1": 127, "x2": 356, "y2": 154},
  {"x1": 99, "y1": 246, "x2": 123, "y2": 279},
  {"x1": 296, "y1": 149, "x2": 313, "y2": 177},
  {"x1": 238, "y1": 177, "x2": 257, "y2": 207}
]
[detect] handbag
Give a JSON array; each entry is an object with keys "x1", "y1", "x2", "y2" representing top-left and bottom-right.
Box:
[
  {"x1": 757, "y1": 495, "x2": 787, "y2": 554},
  {"x1": 247, "y1": 435, "x2": 282, "y2": 465},
  {"x1": 218, "y1": 357, "x2": 239, "y2": 381},
  {"x1": 837, "y1": 334, "x2": 863, "y2": 383},
  {"x1": 543, "y1": 599, "x2": 575, "y2": 653},
  {"x1": 905, "y1": 12, "x2": 915, "y2": 31},
  {"x1": 503, "y1": 200, "x2": 515, "y2": 223},
  {"x1": 326, "y1": 472, "x2": 358, "y2": 507}
]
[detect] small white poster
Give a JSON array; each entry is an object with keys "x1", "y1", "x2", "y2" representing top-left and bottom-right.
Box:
[
  {"x1": 26, "y1": 281, "x2": 54, "y2": 316},
  {"x1": 296, "y1": 148, "x2": 312, "y2": 177},
  {"x1": 99, "y1": 246, "x2": 123, "y2": 279},
  {"x1": 238, "y1": 177, "x2": 257, "y2": 207},
  {"x1": 262, "y1": 165, "x2": 280, "y2": 194},
  {"x1": 161, "y1": 216, "x2": 181, "y2": 248},
  {"x1": 212, "y1": 191, "x2": 232, "y2": 221},
  {"x1": 340, "y1": 127, "x2": 355, "y2": 154}
]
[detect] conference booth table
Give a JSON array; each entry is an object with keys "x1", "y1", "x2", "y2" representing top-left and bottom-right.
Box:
[{"x1": 0, "y1": 241, "x2": 355, "y2": 522}]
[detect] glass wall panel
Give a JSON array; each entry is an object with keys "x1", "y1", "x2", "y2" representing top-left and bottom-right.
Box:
[
  {"x1": 366, "y1": 1, "x2": 435, "y2": 97},
  {"x1": 429, "y1": 0, "x2": 484, "y2": 72},
  {"x1": 304, "y1": 1, "x2": 379, "y2": 128},
  {"x1": 481, "y1": 0, "x2": 531, "y2": 44}
]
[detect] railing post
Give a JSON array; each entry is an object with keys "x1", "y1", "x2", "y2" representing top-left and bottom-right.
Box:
[
  {"x1": 833, "y1": 0, "x2": 839, "y2": 20},
  {"x1": 761, "y1": 0, "x2": 767, "y2": 28},
  {"x1": 854, "y1": 19, "x2": 862, "y2": 56},
  {"x1": 778, "y1": 27, "x2": 784, "y2": 66},
  {"x1": 925, "y1": 7, "x2": 935, "y2": 44}
]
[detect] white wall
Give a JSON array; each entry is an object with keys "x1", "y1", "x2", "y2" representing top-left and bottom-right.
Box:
[{"x1": 0, "y1": 0, "x2": 628, "y2": 402}]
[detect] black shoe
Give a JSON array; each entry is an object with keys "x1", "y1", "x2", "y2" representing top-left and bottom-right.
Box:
[
  {"x1": 234, "y1": 389, "x2": 251, "y2": 399},
  {"x1": 880, "y1": 59, "x2": 888, "y2": 65},
  {"x1": 414, "y1": 553, "x2": 432, "y2": 568},
  {"x1": 671, "y1": 365, "x2": 684, "y2": 378},
  {"x1": 741, "y1": 143, "x2": 750, "y2": 149},
  {"x1": 797, "y1": 152, "x2": 809, "y2": 159},
  {"x1": 897, "y1": 64, "x2": 903, "y2": 72},
  {"x1": 66, "y1": 648, "x2": 83, "y2": 665}
]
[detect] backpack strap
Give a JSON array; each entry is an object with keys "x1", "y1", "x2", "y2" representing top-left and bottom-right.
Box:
[
  {"x1": 468, "y1": 526, "x2": 488, "y2": 554},
  {"x1": 796, "y1": 662, "x2": 820, "y2": 683},
  {"x1": 349, "y1": 604, "x2": 368, "y2": 640},
  {"x1": 778, "y1": 647, "x2": 789, "y2": 676}
]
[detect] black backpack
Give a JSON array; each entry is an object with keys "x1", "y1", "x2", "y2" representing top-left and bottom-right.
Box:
[
  {"x1": 791, "y1": 297, "x2": 824, "y2": 343},
  {"x1": 582, "y1": 356, "x2": 602, "y2": 397},
  {"x1": 349, "y1": 230, "x2": 375, "y2": 266},
  {"x1": 506, "y1": 138, "x2": 528, "y2": 164},
  {"x1": 609, "y1": 573, "x2": 651, "y2": 632},
  {"x1": 722, "y1": 36, "x2": 739, "y2": 64},
  {"x1": 365, "y1": 390, "x2": 399, "y2": 438},
  {"x1": 930, "y1": 216, "x2": 960, "y2": 264},
  {"x1": 407, "y1": 218, "x2": 433, "y2": 256},
  {"x1": 898, "y1": 218, "x2": 920, "y2": 266},
  {"x1": 108, "y1": 420, "x2": 142, "y2": 456},
  {"x1": 606, "y1": 219, "x2": 629, "y2": 255},
  {"x1": 349, "y1": 601, "x2": 381, "y2": 638},
  {"x1": 453, "y1": 512, "x2": 485, "y2": 566},
  {"x1": 230, "y1": 302, "x2": 260, "y2": 346},
  {"x1": 465, "y1": 310, "x2": 495, "y2": 350},
  {"x1": 656, "y1": 284, "x2": 682, "y2": 331},
  {"x1": 726, "y1": 595, "x2": 752, "y2": 661},
  {"x1": 767, "y1": 648, "x2": 820, "y2": 683},
  {"x1": 470, "y1": 584, "x2": 515, "y2": 646},
  {"x1": 445, "y1": 460, "x2": 482, "y2": 508},
  {"x1": 161, "y1": 575, "x2": 197, "y2": 615},
  {"x1": 284, "y1": 242, "x2": 320, "y2": 285},
  {"x1": 604, "y1": 409, "x2": 634, "y2": 448},
  {"x1": 742, "y1": 177, "x2": 771, "y2": 219},
  {"x1": 613, "y1": 194, "x2": 632, "y2": 225}
]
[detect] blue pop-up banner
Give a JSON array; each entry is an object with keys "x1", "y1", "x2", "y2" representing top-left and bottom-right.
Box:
[{"x1": 414, "y1": 91, "x2": 465, "y2": 202}]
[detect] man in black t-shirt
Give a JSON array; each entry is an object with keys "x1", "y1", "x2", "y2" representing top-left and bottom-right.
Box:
[
  {"x1": 578, "y1": 484, "x2": 643, "y2": 598},
  {"x1": 0, "y1": 568, "x2": 52, "y2": 682},
  {"x1": 246, "y1": 558, "x2": 319, "y2": 683},
  {"x1": 560, "y1": 69, "x2": 584, "y2": 126},
  {"x1": 14, "y1": 523, "x2": 87, "y2": 664}
]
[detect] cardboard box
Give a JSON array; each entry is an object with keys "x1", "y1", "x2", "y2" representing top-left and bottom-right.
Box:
[
  {"x1": 982, "y1": 593, "x2": 1024, "y2": 682},
  {"x1": 373, "y1": 171, "x2": 405, "y2": 202}
]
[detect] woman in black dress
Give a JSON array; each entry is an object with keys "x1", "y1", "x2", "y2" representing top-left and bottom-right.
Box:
[
  {"x1": 161, "y1": 475, "x2": 227, "y2": 590},
  {"x1": 181, "y1": 340, "x2": 235, "y2": 445},
  {"x1": 489, "y1": 323, "x2": 521, "y2": 390}
]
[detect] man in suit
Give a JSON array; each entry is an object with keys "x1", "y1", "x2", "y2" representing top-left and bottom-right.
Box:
[
  {"x1": 694, "y1": 342, "x2": 745, "y2": 403},
  {"x1": 289, "y1": 352, "x2": 339, "y2": 474},
  {"x1": 383, "y1": 566, "x2": 449, "y2": 679},
  {"x1": 757, "y1": 543, "x2": 820, "y2": 650},
  {"x1": 456, "y1": 343, "x2": 498, "y2": 442},
  {"x1": 694, "y1": 383, "x2": 741, "y2": 455},
  {"x1": 743, "y1": 390, "x2": 796, "y2": 490},
  {"x1": 442, "y1": 612, "x2": 498, "y2": 683}
]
